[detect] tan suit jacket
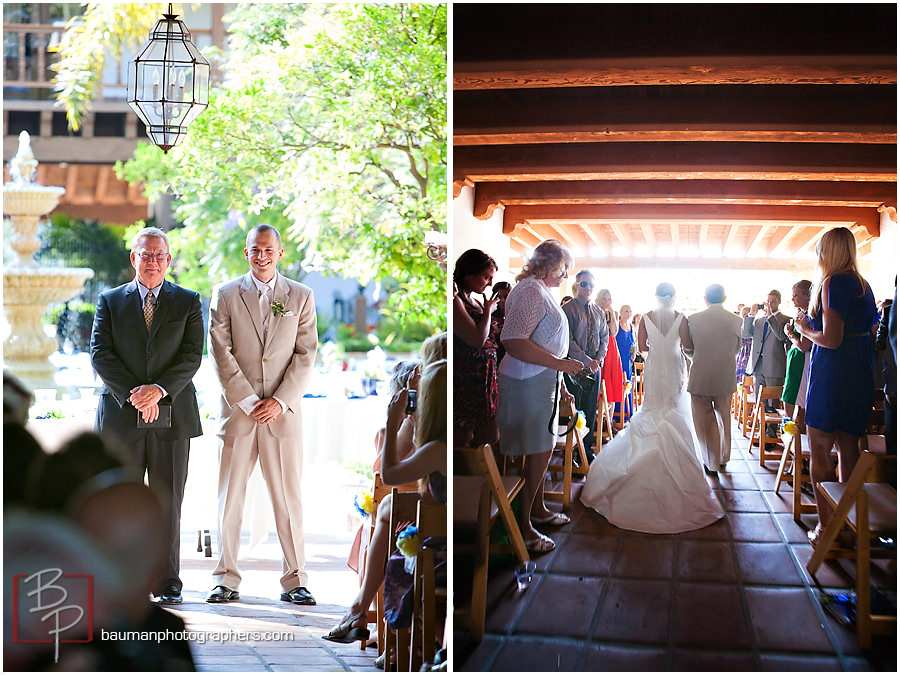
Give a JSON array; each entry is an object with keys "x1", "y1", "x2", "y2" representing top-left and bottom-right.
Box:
[
  {"x1": 209, "y1": 272, "x2": 317, "y2": 438},
  {"x1": 685, "y1": 304, "x2": 743, "y2": 397}
]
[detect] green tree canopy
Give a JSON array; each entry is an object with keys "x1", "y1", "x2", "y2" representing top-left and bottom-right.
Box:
[{"x1": 115, "y1": 3, "x2": 447, "y2": 331}]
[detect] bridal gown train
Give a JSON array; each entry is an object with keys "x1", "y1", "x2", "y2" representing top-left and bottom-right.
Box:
[{"x1": 581, "y1": 313, "x2": 724, "y2": 534}]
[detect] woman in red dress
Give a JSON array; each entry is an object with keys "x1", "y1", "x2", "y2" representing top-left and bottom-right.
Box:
[{"x1": 597, "y1": 288, "x2": 625, "y2": 407}]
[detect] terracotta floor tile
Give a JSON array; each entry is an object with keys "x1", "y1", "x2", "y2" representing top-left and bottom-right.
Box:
[
  {"x1": 717, "y1": 471, "x2": 760, "y2": 490},
  {"x1": 744, "y1": 586, "x2": 835, "y2": 652},
  {"x1": 722, "y1": 489, "x2": 770, "y2": 513},
  {"x1": 491, "y1": 637, "x2": 581, "y2": 672},
  {"x1": 483, "y1": 567, "x2": 547, "y2": 634},
  {"x1": 752, "y1": 471, "x2": 780, "y2": 491},
  {"x1": 592, "y1": 578, "x2": 671, "y2": 645},
  {"x1": 581, "y1": 643, "x2": 668, "y2": 671},
  {"x1": 680, "y1": 516, "x2": 730, "y2": 541},
  {"x1": 734, "y1": 542, "x2": 804, "y2": 585},
  {"x1": 676, "y1": 540, "x2": 738, "y2": 583},
  {"x1": 671, "y1": 649, "x2": 757, "y2": 671},
  {"x1": 773, "y1": 513, "x2": 815, "y2": 544},
  {"x1": 454, "y1": 634, "x2": 502, "y2": 671},
  {"x1": 762, "y1": 489, "x2": 794, "y2": 513},
  {"x1": 549, "y1": 533, "x2": 618, "y2": 577},
  {"x1": 570, "y1": 507, "x2": 625, "y2": 537},
  {"x1": 672, "y1": 583, "x2": 753, "y2": 649},
  {"x1": 727, "y1": 512, "x2": 782, "y2": 542},
  {"x1": 612, "y1": 535, "x2": 675, "y2": 579},
  {"x1": 789, "y1": 544, "x2": 854, "y2": 589},
  {"x1": 514, "y1": 575, "x2": 605, "y2": 638},
  {"x1": 724, "y1": 459, "x2": 752, "y2": 473},
  {"x1": 758, "y1": 653, "x2": 842, "y2": 671}
]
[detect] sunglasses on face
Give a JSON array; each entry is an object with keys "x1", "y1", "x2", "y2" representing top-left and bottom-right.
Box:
[{"x1": 578, "y1": 281, "x2": 594, "y2": 288}]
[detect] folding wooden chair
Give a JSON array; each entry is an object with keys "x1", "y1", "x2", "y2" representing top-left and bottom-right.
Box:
[
  {"x1": 595, "y1": 379, "x2": 614, "y2": 453},
  {"x1": 747, "y1": 385, "x2": 785, "y2": 465},
  {"x1": 738, "y1": 376, "x2": 755, "y2": 436},
  {"x1": 383, "y1": 489, "x2": 420, "y2": 671},
  {"x1": 546, "y1": 397, "x2": 590, "y2": 510},
  {"x1": 454, "y1": 443, "x2": 529, "y2": 641},
  {"x1": 613, "y1": 371, "x2": 633, "y2": 429},
  {"x1": 806, "y1": 450, "x2": 897, "y2": 648},
  {"x1": 633, "y1": 361, "x2": 644, "y2": 406},
  {"x1": 410, "y1": 497, "x2": 447, "y2": 671},
  {"x1": 772, "y1": 407, "x2": 818, "y2": 521}
]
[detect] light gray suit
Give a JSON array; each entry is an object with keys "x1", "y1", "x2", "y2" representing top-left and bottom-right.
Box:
[
  {"x1": 742, "y1": 311, "x2": 790, "y2": 409},
  {"x1": 685, "y1": 304, "x2": 743, "y2": 470},
  {"x1": 209, "y1": 271, "x2": 317, "y2": 592}
]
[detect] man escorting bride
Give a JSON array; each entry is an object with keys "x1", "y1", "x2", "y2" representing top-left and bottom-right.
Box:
[{"x1": 581, "y1": 282, "x2": 725, "y2": 534}]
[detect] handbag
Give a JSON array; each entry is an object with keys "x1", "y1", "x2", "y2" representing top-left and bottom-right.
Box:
[{"x1": 548, "y1": 372, "x2": 579, "y2": 437}]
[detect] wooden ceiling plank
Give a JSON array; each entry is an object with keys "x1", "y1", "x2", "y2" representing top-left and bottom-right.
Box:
[
  {"x1": 670, "y1": 224, "x2": 680, "y2": 249},
  {"x1": 454, "y1": 57, "x2": 897, "y2": 90},
  {"x1": 723, "y1": 224, "x2": 740, "y2": 252},
  {"x1": 608, "y1": 223, "x2": 634, "y2": 252},
  {"x1": 639, "y1": 223, "x2": 657, "y2": 252},
  {"x1": 770, "y1": 225, "x2": 805, "y2": 256},
  {"x1": 747, "y1": 225, "x2": 771, "y2": 254},
  {"x1": 466, "y1": 180, "x2": 898, "y2": 210},
  {"x1": 546, "y1": 222, "x2": 585, "y2": 251},
  {"x1": 797, "y1": 226, "x2": 830, "y2": 254}
]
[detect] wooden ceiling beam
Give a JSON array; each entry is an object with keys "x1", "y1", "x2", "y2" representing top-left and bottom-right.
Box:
[
  {"x1": 456, "y1": 142, "x2": 896, "y2": 183},
  {"x1": 501, "y1": 204, "x2": 881, "y2": 230},
  {"x1": 454, "y1": 57, "x2": 896, "y2": 90},
  {"x1": 470, "y1": 180, "x2": 897, "y2": 219},
  {"x1": 639, "y1": 224, "x2": 657, "y2": 252},
  {"x1": 608, "y1": 223, "x2": 634, "y2": 253},
  {"x1": 579, "y1": 224, "x2": 611, "y2": 254},
  {"x1": 770, "y1": 225, "x2": 807, "y2": 256}
]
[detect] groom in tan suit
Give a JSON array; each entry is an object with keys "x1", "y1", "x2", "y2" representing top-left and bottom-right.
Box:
[
  {"x1": 206, "y1": 224, "x2": 318, "y2": 605},
  {"x1": 684, "y1": 284, "x2": 743, "y2": 475}
]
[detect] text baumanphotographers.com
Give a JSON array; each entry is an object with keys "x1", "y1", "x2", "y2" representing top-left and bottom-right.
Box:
[{"x1": 100, "y1": 629, "x2": 295, "y2": 645}]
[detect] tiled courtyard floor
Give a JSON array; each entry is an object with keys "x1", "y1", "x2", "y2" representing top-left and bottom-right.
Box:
[{"x1": 455, "y1": 424, "x2": 897, "y2": 672}]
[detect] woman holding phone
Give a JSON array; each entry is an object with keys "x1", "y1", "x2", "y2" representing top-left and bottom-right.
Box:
[{"x1": 453, "y1": 249, "x2": 501, "y2": 447}]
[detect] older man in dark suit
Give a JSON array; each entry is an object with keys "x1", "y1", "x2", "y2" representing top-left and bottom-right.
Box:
[{"x1": 90, "y1": 227, "x2": 204, "y2": 605}]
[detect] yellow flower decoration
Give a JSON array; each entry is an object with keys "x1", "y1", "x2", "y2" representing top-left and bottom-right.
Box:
[
  {"x1": 354, "y1": 491, "x2": 376, "y2": 517},
  {"x1": 783, "y1": 421, "x2": 798, "y2": 436},
  {"x1": 396, "y1": 525, "x2": 420, "y2": 559},
  {"x1": 575, "y1": 411, "x2": 586, "y2": 430}
]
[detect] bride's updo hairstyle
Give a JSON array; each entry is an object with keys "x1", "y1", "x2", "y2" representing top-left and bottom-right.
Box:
[{"x1": 655, "y1": 282, "x2": 676, "y2": 308}]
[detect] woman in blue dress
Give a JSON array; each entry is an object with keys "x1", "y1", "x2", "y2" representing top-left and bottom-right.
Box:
[
  {"x1": 615, "y1": 305, "x2": 637, "y2": 419},
  {"x1": 794, "y1": 227, "x2": 877, "y2": 544}
]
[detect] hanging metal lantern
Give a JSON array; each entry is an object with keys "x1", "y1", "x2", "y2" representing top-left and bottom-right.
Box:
[{"x1": 127, "y1": 3, "x2": 210, "y2": 153}]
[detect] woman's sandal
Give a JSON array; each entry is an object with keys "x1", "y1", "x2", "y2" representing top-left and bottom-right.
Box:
[
  {"x1": 807, "y1": 525, "x2": 854, "y2": 549},
  {"x1": 524, "y1": 531, "x2": 556, "y2": 553},
  {"x1": 322, "y1": 613, "x2": 370, "y2": 644},
  {"x1": 532, "y1": 511, "x2": 571, "y2": 526}
]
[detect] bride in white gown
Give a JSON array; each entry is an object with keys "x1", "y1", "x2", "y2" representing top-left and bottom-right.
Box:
[{"x1": 581, "y1": 283, "x2": 724, "y2": 534}]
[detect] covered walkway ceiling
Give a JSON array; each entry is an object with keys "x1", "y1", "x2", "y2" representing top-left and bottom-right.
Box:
[{"x1": 453, "y1": 4, "x2": 897, "y2": 271}]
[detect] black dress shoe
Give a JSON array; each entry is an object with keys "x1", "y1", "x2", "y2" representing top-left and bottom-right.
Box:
[
  {"x1": 704, "y1": 466, "x2": 718, "y2": 477},
  {"x1": 206, "y1": 585, "x2": 240, "y2": 603},
  {"x1": 281, "y1": 586, "x2": 316, "y2": 605},
  {"x1": 156, "y1": 585, "x2": 183, "y2": 605}
]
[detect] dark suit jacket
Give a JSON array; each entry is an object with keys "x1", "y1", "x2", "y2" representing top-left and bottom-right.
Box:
[{"x1": 90, "y1": 279, "x2": 204, "y2": 442}]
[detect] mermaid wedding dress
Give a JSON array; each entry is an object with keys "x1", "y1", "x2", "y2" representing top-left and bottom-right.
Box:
[{"x1": 580, "y1": 313, "x2": 724, "y2": 533}]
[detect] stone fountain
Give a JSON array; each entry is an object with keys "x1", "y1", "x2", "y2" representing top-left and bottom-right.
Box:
[{"x1": 3, "y1": 130, "x2": 94, "y2": 390}]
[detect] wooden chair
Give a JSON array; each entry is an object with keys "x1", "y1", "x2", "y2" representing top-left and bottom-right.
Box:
[
  {"x1": 595, "y1": 379, "x2": 614, "y2": 453},
  {"x1": 633, "y1": 361, "x2": 644, "y2": 407},
  {"x1": 454, "y1": 443, "x2": 529, "y2": 641},
  {"x1": 365, "y1": 474, "x2": 419, "y2": 653},
  {"x1": 806, "y1": 450, "x2": 897, "y2": 649},
  {"x1": 383, "y1": 488, "x2": 420, "y2": 671},
  {"x1": 613, "y1": 371, "x2": 634, "y2": 429},
  {"x1": 738, "y1": 376, "x2": 755, "y2": 436},
  {"x1": 772, "y1": 407, "x2": 818, "y2": 521},
  {"x1": 747, "y1": 385, "x2": 785, "y2": 465},
  {"x1": 546, "y1": 397, "x2": 590, "y2": 510},
  {"x1": 410, "y1": 496, "x2": 447, "y2": 671}
]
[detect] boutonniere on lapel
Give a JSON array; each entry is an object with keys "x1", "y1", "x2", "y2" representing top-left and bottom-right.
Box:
[{"x1": 271, "y1": 299, "x2": 294, "y2": 317}]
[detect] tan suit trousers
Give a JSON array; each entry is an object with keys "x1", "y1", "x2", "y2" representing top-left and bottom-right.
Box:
[
  {"x1": 690, "y1": 393, "x2": 733, "y2": 470},
  {"x1": 213, "y1": 425, "x2": 306, "y2": 592}
]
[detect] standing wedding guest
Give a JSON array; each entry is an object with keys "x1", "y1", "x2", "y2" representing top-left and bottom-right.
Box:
[
  {"x1": 616, "y1": 304, "x2": 637, "y2": 419},
  {"x1": 597, "y1": 289, "x2": 625, "y2": 414},
  {"x1": 491, "y1": 281, "x2": 511, "y2": 365},
  {"x1": 795, "y1": 227, "x2": 877, "y2": 544},
  {"x1": 781, "y1": 280, "x2": 813, "y2": 422},
  {"x1": 452, "y1": 249, "x2": 500, "y2": 447},
  {"x1": 90, "y1": 227, "x2": 203, "y2": 606},
  {"x1": 875, "y1": 289, "x2": 896, "y2": 459},
  {"x1": 632, "y1": 313, "x2": 645, "y2": 365},
  {"x1": 561, "y1": 270, "x2": 608, "y2": 460},
  {"x1": 498, "y1": 239, "x2": 583, "y2": 553},
  {"x1": 735, "y1": 305, "x2": 753, "y2": 384},
  {"x1": 207, "y1": 224, "x2": 318, "y2": 606},
  {"x1": 743, "y1": 290, "x2": 791, "y2": 417},
  {"x1": 684, "y1": 284, "x2": 743, "y2": 474}
]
